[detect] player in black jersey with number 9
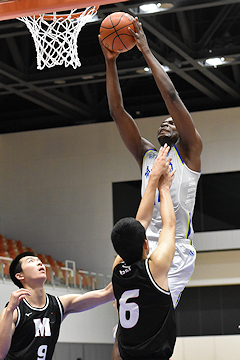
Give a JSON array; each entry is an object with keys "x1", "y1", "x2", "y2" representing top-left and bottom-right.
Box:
[
  {"x1": 0, "y1": 252, "x2": 114, "y2": 360},
  {"x1": 111, "y1": 144, "x2": 176, "y2": 360}
]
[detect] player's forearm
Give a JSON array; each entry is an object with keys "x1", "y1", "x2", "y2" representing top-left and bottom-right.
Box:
[
  {"x1": 0, "y1": 308, "x2": 14, "y2": 359},
  {"x1": 136, "y1": 172, "x2": 159, "y2": 229},
  {"x1": 83, "y1": 284, "x2": 114, "y2": 310},
  {"x1": 106, "y1": 59, "x2": 124, "y2": 116},
  {"x1": 138, "y1": 145, "x2": 171, "y2": 228},
  {"x1": 106, "y1": 58, "x2": 144, "y2": 163},
  {"x1": 103, "y1": 282, "x2": 114, "y2": 301},
  {"x1": 141, "y1": 47, "x2": 176, "y2": 100},
  {"x1": 142, "y1": 46, "x2": 201, "y2": 147},
  {"x1": 159, "y1": 186, "x2": 176, "y2": 229},
  {"x1": 64, "y1": 283, "x2": 114, "y2": 315}
]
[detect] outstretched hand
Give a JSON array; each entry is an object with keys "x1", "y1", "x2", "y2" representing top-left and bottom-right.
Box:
[
  {"x1": 128, "y1": 17, "x2": 149, "y2": 53},
  {"x1": 151, "y1": 143, "x2": 171, "y2": 178},
  {"x1": 151, "y1": 143, "x2": 175, "y2": 190},
  {"x1": 98, "y1": 35, "x2": 120, "y2": 61}
]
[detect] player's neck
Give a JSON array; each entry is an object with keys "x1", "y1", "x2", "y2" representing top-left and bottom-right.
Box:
[
  {"x1": 24, "y1": 284, "x2": 47, "y2": 308},
  {"x1": 159, "y1": 137, "x2": 179, "y2": 149}
]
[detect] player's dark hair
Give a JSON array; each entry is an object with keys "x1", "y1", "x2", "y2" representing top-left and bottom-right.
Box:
[
  {"x1": 111, "y1": 217, "x2": 146, "y2": 265},
  {"x1": 9, "y1": 251, "x2": 35, "y2": 288}
]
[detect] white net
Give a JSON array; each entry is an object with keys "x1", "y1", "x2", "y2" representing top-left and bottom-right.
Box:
[{"x1": 17, "y1": 7, "x2": 98, "y2": 70}]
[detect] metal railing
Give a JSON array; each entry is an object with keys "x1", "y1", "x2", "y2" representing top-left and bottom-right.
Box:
[{"x1": 0, "y1": 256, "x2": 111, "y2": 291}]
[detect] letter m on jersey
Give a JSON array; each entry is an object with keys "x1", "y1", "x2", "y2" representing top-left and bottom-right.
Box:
[{"x1": 33, "y1": 318, "x2": 51, "y2": 337}]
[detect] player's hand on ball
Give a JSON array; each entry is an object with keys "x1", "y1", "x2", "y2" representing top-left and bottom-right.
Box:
[
  {"x1": 128, "y1": 18, "x2": 149, "y2": 53},
  {"x1": 98, "y1": 35, "x2": 120, "y2": 60}
]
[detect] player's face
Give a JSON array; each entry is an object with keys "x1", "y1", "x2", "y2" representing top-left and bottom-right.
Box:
[
  {"x1": 157, "y1": 117, "x2": 180, "y2": 147},
  {"x1": 19, "y1": 256, "x2": 47, "y2": 284}
]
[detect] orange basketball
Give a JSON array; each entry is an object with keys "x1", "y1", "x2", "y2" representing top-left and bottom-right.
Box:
[{"x1": 99, "y1": 12, "x2": 135, "y2": 53}]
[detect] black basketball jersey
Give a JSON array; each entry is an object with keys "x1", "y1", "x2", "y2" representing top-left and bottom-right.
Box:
[
  {"x1": 5, "y1": 293, "x2": 64, "y2": 360},
  {"x1": 112, "y1": 259, "x2": 176, "y2": 360}
]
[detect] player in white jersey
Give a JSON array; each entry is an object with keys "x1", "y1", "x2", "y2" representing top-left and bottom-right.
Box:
[
  {"x1": 100, "y1": 17, "x2": 203, "y2": 309},
  {"x1": 142, "y1": 146, "x2": 200, "y2": 307},
  {"x1": 142, "y1": 146, "x2": 200, "y2": 245}
]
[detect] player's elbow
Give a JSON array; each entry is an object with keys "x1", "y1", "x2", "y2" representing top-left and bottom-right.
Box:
[
  {"x1": 109, "y1": 107, "x2": 118, "y2": 119},
  {"x1": 163, "y1": 87, "x2": 179, "y2": 104}
]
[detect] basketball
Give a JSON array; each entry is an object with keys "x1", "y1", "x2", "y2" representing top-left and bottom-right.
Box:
[{"x1": 99, "y1": 12, "x2": 135, "y2": 53}]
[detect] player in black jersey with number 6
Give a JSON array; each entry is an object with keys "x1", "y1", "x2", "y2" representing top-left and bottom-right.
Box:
[
  {"x1": 0, "y1": 252, "x2": 114, "y2": 360},
  {"x1": 111, "y1": 144, "x2": 176, "y2": 360}
]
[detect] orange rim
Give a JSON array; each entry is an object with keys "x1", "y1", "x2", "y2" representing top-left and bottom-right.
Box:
[{"x1": 34, "y1": 5, "x2": 99, "y2": 21}]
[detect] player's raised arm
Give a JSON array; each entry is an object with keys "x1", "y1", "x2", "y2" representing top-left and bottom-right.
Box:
[
  {"x1": 99, "y1": 37, "x2": 155, "y2": 169},
  {"x1": 60, "y1": 282, "x2": 114, "y2": 319},
  {"x1": 148, "y1": 168, "x2": 176, "y2": 291},
  {"x1": 136, "y1": 144, "x2": 170, "y2": 230},
  {"x1": 129, "y1": 18, "x2": 202, "y2": 171}
]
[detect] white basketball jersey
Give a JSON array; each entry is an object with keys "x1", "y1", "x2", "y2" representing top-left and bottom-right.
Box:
[{"x1": 141, "y1": 146, "x2": 201, "y2": 244}]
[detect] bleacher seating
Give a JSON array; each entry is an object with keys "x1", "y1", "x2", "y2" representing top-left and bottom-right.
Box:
[{"x1": 0, "y1": 234, "x2": 96, "y2": 289}]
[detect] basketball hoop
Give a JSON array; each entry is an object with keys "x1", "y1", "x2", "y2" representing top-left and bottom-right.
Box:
[{"x1": 17, "y1": 6, "x2": 98, "y2": 70}]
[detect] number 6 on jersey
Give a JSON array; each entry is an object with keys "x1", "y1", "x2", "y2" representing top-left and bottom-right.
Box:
[{"x1": 119, "y1": 289, "x2": 140, "y2": 329}]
